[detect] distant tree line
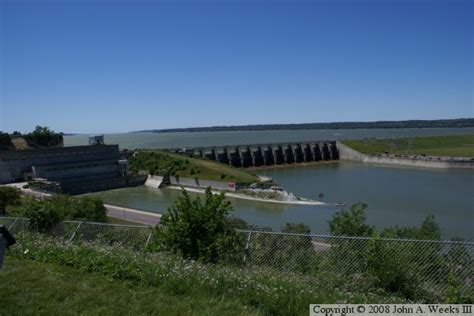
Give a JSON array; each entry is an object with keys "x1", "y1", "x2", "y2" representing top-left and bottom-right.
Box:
[
  {"x1": 135, "y1": 118, "x2": 474, "y2": 133},
  {"x1": 0, "y1": 132, "x2": 13, "y2": 150}
]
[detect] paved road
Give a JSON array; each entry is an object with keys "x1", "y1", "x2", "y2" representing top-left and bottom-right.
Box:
[{"x1": 4, "y1": 183, "x2": 161, "y2": 226}]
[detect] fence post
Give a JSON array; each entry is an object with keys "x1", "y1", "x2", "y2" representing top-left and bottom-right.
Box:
[
  {"x1": 69, "y1": 222, "x2": 83, "y2": 242},
  {"x1": 144, "y1": 229, "x2": 153, "y2": 252},
  {"x1": 8, "y1": 218, "x2": 18, "y2": 231},
  {"x1": 242, "y1": 230, "x2": 253, "y2": 263}
]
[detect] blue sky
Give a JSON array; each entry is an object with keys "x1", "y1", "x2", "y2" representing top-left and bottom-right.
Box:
[{"x1": 1, "y1": 0, "x2": 472, "y2": 133}]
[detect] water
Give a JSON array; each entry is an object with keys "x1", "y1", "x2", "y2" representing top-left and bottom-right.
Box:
[
  {"x1": 90, "y1": 161, "x2": 474, "y2": 239},
  {"x1": 64, "y1": 127, "x2": 474, "y2": 149}
]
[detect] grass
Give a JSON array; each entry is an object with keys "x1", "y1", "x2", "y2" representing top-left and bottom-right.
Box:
[
  {"x1": 343, "y1": 134, "x2": 474, "y2": 158},
  {"x1": 130, "y1": 150, "x2": 259, "y2": 183},
  {"x1": 6, "y1": 232, "x2": 409, "y2": 316},
  {"x1": 0, "y1": 257, "x2": 260, "y2": 316},
  {"x1": 106, "y1": 215, "x2": 143, "y2": 225},
  {"x1": 175, "y1": 153, "x2": 259, "y2": 183}
]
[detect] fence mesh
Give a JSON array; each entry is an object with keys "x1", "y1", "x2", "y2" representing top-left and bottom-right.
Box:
[
  {"x1": 0, "y1": 217, "x2": 153, "y2": 251},
  {"x1": 237, "y1": 230, "x2": 474, "y2": 299},
  {"x1": 1, "y1": 217, "x2": 472, "y2": 300}
]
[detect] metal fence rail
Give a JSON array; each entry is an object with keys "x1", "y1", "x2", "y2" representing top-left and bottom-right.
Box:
[{"x1": 2, "y1": 217, "x2": 473, "y2": 299}]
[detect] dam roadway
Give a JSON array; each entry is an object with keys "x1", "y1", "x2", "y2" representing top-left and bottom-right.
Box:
[{"x1": 173, "y1": 140, "x2": 340, "y2": 168}]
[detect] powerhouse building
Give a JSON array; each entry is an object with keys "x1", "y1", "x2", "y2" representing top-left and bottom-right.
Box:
[{"x1": 0, "y1": 141, "x2": 144, "y2": 194}]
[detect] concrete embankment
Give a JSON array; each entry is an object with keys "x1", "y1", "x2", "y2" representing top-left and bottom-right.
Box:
[
  {"x1": 337, "y1": 142, "x2": 474, "y2": 170},
  {"x1": 104, "y1": 204, "x2": 161, "y2": 225}
]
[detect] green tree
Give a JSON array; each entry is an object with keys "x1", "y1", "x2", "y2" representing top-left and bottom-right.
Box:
[
  {"x1": 380, "y1": 215, "x2": 441, "y2": 240},
  {"x1": 328, "y1": 202, "x2": 375, "y2": 236},
  {"x1": 0, "y1": 132, "x2": 13, "y2": 149},
  {"x1": 152, "y1": 187, "x2": 245, "y2": 263},
  {"x1": 24, "y1": 126, "x2": 63, "y2": 147},
  {"x1": 0, "y1": 186, "x2": 21, "y2": 215}
]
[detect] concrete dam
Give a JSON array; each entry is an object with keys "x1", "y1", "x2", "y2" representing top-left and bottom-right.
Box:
[{"x1": 176, "y1": 141, "x2": 339, "y2": 168}]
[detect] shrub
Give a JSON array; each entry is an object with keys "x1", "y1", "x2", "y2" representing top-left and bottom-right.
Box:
[
  {"x1": 328, "y1": 202, "x2": 375, "y2": 237},
  {"x1": 151, "y1": 187, "x2": 245, "y2": 263},
  {"x1": 0, "y1": 186, "x2": 21, "y2": 215},
  {"x1": 69, "y1": 196, "x2": 107, "y2": 222},
  {"x1": 19, "y1": 195, "x2": 108, "y2": 232},
  {"x1": 22, "y1": 199, "x2": 61, "y2": 233}
]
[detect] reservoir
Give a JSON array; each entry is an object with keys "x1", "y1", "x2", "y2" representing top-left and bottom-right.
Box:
[
  {"x1": 90, "y1": 161, "x2": 474, "y2": 239},
  {"x1": 64, "y1": 127, "x2": 474, "y2": 149}
]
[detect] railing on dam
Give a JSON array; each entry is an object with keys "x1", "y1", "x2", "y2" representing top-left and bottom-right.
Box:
[{"x1": 170, "y1": 141, "x2": 340, "y2": 168}]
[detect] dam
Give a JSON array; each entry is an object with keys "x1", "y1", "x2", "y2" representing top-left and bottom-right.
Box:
[{"x1": 174, "y1": 141, "x2": 339, "y2": 168}]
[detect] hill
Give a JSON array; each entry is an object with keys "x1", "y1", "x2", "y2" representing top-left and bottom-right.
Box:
[
  {"x1": 132, "y1": 118, "x2": 474, "y2": 133},
  {"x1": 129, "y1": 150, "x2": 260, "y2": 184}
]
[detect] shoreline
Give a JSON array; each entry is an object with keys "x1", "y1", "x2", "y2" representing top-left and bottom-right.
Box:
[
  {"x1": 247, "y1": 160, "x2": 339, "y2": 171},
  {"x1": 163, "y1": 185, "x2": 325, "y2": 206},
  {"x1": 337, "y1": 142, "x2": 474, "y2": 170}
]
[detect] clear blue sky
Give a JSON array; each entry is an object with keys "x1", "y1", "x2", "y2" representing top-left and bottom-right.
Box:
[{"x1": 1, "y1": 0, "x2": 472, "y2": 133}]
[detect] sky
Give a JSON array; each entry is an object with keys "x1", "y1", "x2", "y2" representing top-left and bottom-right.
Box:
[{"x1": 1, "y1": 0, "x2": 473, "y2": 133}]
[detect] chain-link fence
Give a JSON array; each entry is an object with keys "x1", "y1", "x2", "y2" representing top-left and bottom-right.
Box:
[
  {"x1": 1, "y1": 216, "x2": 473, "y2": 299},
  {"x1": 237, "y1": 230, "x2": 474, "y2": 299},
  {"x1": 0, "y1": 217, "x2": 153, "y2": 252}
]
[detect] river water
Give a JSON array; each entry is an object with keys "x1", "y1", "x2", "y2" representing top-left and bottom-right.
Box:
[
  {"x1": 90, "y1": 162, "x2": 473, "y2": 239},
  {"x1": 71, "y1": 128, "x2": 473, "y2": 239}
]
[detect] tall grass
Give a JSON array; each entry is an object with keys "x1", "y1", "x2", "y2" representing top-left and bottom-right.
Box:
[{"x1": 8, "y1": 232, "x2": 407, "y2": 316}]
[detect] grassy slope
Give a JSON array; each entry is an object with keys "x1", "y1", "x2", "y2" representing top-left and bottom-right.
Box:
[
  {"x1": 172, "y1": 153, "x2": 258, "y2": 183},
  {"x1": 133, "y1": 151, "x2": 259, "y2": 183},
  {"x1": 343, "y1": 134, "x2": 474, "y2": 157},
  {"x1": 0, "y1": 257, "x2": 260, "y2": 316}
]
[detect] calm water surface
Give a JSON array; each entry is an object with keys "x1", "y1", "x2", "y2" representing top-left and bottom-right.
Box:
[
  {"x1": 91, "y1": 162, "x2": 474, "y2": 239},
  {"x1": 65, "y1": 127, "x2": 474, "y2": 149}
]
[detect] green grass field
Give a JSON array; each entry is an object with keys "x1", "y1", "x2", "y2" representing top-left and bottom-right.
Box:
[
  {"x1": 129, "y1": 150, "x2": 259, "y2": 183},
  {"x1": 343, "y1": 134, "x2": 474, "y2": 157},
  {"x1": 0, "y1": 257, "x2": 260, "y2": 316}
]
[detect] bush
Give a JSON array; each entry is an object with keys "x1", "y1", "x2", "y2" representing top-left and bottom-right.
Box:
[
  {"x1": 151, "y1": 187, "x2": 245, "y2": 263},
  {"x1": 22, "y1": 199, "x2": 61, "y2": 233},
  {"x1": 18, "y1": 195, "x2": 107, "y2": 232},
  {"x1": 328, "y1": 202, "x2": 375, "y2": 237},
  {"x1": 69, "y1": 196, "x2": 107, "y2": 222},
  {"x1": 0, "y1": 186, "x2": 21, "y2": 215}
]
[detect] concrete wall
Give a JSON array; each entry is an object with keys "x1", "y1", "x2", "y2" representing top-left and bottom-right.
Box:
[
  {"x1": 32, "y1": 159, "x2": 120, "y2": 181},
  {"x1": 169, "y1": 176, "x2": 237, "y2": 191},
  {"x1": 60, "y1": 175, "x2": 147, "y2": 195},
  {"x1": 145, "y1": 175, "x2": 164, "y2": 188},
  {"x1": 0, "y1": 145, "x2": 119, "y2": 183},
  {"x1": 181, "y1": 141, "x2": 340, "y2": 168},
  {"x1": 337, "y1": 142, "x2": 474, "y2": 170}
]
